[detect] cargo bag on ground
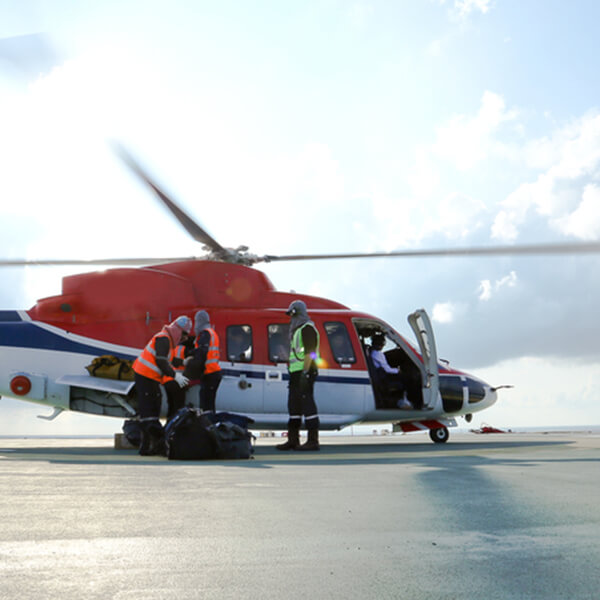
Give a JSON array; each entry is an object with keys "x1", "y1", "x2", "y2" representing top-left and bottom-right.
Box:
[
  {"x1": 209, "y1": 420, "x2": 255, "y2": 459},
  {"x1": 165, "y1": 408, "x2": 217, "y2": 460},
  {"x1": 205, "y1": 411, "x2": 255, "y2": 459}
]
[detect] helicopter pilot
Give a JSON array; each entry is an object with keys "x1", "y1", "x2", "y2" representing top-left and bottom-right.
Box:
[
  {"x1": 370, "y1": 333, "x2": 412, "y2": 410},
  {"x1": 132, "y1": 315, "x2": 193, "y2": 455}
]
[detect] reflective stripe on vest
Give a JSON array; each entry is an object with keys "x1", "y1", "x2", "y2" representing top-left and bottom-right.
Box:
[
  {"x1": 289, "y1": 323, "x2": 320, "y2": 373},
  {"x1": 133, "y1": 327, "x2": 174, "y2": 383},
  {"x1": 162, "y1": 344, "x2": 187, "y2": 383},
  {"x1": 195, "y1": 327, "x2": 221, "y2": 374}
]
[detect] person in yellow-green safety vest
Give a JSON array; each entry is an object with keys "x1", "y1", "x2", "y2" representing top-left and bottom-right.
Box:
[{"x1": 277, "y1": 299, "x2": 321, "y2": 451}]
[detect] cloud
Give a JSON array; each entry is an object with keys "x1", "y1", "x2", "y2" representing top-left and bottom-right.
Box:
[
  {"x1": 368, "y1": 91, "x2": 510, "y2": 249},
  {"x1": 474, "y1": 357, "x2": 600, "y2": 427},
  {"x1": 492, "y1": 112, "x2": 600, "y2": 241},
  {"x1": 558, "y1": 184, "x2": 600, "y2": 239},
  {"x1": 433, "y1": 91, "x2": 517, "y2": 171},
  {"x1": 437, "y1": 193, "x2": 488, "y2": 239},
  {"x1": 429, "y1": 0, "x2": 494, "y2": 55},
  {"x1": 432, "y1": 302, "x2": 456, "y2": 323},
  {"x1": 478, "y1": 279, "x2": 492, "y2": 301},
  {"x1": 478, "y1": 271, "x2": 517, "y2": 301},
  {"x1": 453, "y1": 0, "x2": 493, "y2": 18},
  {"x1": 0, "y1": 32, "x2": 63, "y2": 82}
]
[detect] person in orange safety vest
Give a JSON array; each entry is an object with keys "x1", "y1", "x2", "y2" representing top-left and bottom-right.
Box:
[
  {"x1": 164, "y1": 340, "x2": 195, "y2": 422},
  {"x1": 132, "y1": 315, "x2": 193, "y2": 455},
  {"x1": 184, "y1": 310, "x2": 222, "y2": 412}
]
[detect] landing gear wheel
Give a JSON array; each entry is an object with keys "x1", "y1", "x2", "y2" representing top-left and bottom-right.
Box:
[{"x1": 429, "y1": 427, "x2": 449, "y2": 444}]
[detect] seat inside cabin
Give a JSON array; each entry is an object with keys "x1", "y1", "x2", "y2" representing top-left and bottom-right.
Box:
[{"x1": 360, "y1": 330, "x2": 424, "y2": 410}]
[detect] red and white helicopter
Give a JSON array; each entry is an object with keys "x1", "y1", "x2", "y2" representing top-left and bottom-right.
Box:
[{"x1": 2, "y1": 147, "x2": 599, "y2": 443}]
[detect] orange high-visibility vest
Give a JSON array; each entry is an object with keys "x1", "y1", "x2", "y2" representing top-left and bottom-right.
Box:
[
  {"x1": 162, "y1": 344, "x2": 187, "y2": 384},
  {"x1": 195, "y1": 327, "x2": 221, "y2": 374},
  {"x1": 172, "y1": 345, "x2": 186, "y2": 372},
  {"x1": 133, "y1": 327, "x2": 174, "y2": 384}
]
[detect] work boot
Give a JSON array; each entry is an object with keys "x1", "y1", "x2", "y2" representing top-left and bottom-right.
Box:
[
  {"x1": 139, "y1": 420, "x2": 165, "y2": 456},
  {"x1": 276, "y1": 427, "x2": 300, "y2": 451},
  {"x1": 139, "y1": 430, "x2": 151, "y2": 455},
  {"x1": 297, "y1": 429, "x2": 320, "y2": 451}
]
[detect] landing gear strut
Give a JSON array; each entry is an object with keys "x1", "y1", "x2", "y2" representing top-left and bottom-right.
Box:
[{"x1": 429, "y1": 426, "x2": 449, "y2": 443}]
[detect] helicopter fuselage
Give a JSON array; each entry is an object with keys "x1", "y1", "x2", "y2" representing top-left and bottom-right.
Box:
[{"x1": 0, "y1": 260, "x2": 498, "y2": 439}]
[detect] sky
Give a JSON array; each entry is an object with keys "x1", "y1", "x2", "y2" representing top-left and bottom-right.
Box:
[{"x1": 1, "y1": 0, "x2": 600, "y2": 435}]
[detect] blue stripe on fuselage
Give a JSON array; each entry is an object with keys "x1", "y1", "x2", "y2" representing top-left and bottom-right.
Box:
[
  {"x1": 0, "y1": 321, "x2": 137, "y2": 360},
  {"x1": 0, "y1": 310, "x2": 23, "y2": 322},
  {"x1": 220, "y1": 367, "x2": 368, "y2": 386},
  {"x1": 0, "y1": 319, "x2": 371, "y2": 385}
]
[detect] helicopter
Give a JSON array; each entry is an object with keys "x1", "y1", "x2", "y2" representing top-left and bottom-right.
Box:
[{"x1": 2, "y1": 146, "x2": 600, "y2": 443}]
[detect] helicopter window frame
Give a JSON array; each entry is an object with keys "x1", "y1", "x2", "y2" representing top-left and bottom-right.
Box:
[
  {"x1": 353, "y1": 318, "x2": 415, "y2": 356},
  {"x1": 267, "y1": 323, "x2": 290, "y2": 364},
  {"x1": 226, "y1": 324, "x2": 253, "y2": 363},
  {"x1": 324, "y1": 321, "x2": 356, "y2": 366}
]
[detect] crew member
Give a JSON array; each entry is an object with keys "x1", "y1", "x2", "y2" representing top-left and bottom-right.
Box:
[
  {"x1": 185, "y1": 310, "x2": 222, "y2": 412},
  {"x1": 132, "y1": 315, "x2": 192, "y2": 455},
  {"x1": 371, "y1": 332, "x2": 411, "y2": 409},
  {"x1": 164, "y1": 335, "x2": 195, "y2": 421},
  {"x1": 277, "y1": 299, "x2": 321, "y2": 451}
]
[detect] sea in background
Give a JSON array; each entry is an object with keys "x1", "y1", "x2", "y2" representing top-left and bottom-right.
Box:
[{"x1": 1, "y1": 424, "x2": 600, "y2": 440}]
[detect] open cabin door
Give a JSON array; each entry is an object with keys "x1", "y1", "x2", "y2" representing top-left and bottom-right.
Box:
[{"x1": 408, "y1": 309, "x2": 439, "y2": 410}]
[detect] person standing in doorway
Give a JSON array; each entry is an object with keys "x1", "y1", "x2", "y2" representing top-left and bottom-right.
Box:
[{"x1": 277, "y1": 300, "x2": 321, "y2": 451}]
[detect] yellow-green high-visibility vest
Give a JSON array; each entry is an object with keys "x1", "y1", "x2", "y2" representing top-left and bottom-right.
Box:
[{"x1": 289, "y1": 323, "x2": 320, "y2": 373}]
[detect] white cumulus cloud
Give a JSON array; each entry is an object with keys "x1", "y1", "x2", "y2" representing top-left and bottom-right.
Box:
[
  {"x1": 478, "y1": 271, "x2": 517, "y2": 301},
  {"x1": 454, "y1": 0, "x2": 493, "y2": 17},
  {"x1": 432, "y1": 302, "x2": 456, "y2": 323},
  {"x1": 492, "y1": 112, "x2": 600, "y2": 241},
  {"x1": 433, "y1": 91, "x2": 516, "y2": 171},
  {"x1": 557, "y1": 184, "x2": 600, "y2": 240}
]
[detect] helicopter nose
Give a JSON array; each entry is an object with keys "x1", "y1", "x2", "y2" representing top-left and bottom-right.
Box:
[
  {"x1": 485, "y1": 385, "x2": 498, "y2": 408},
  {"x1": 464, "y1": 376, "x2": 498, "y2": 411}
]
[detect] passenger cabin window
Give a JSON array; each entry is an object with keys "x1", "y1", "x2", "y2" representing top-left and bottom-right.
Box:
[
  {"x1": 325, "y1": 322, "x2": 356, "y2": 365},
  {"x1": 227, "y1": 325, "x2": 252, "y2": 362},
  {"x1": 268, "y1": 324, "x2": 289, "y2": 363}
]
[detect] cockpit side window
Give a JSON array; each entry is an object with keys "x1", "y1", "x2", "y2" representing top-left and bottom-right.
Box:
[{"x1": 325, "y1": 321, "x2": 356, "y2": 365}]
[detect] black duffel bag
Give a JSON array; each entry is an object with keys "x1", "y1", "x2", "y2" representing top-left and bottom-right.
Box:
[
  {"x1": 210, "y1": 421, "x2": 255, "y2": 460},
  {"x1": 165, "y1": 408, "x2": 217, "y2": 460}
]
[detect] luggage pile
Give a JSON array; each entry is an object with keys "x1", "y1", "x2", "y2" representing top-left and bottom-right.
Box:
[{"x1": 164, "y1": 408, "x2": 255, "y2": 460}]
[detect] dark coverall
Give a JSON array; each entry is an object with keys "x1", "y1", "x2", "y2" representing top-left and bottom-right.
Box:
[
  {"x1": 185, "y1": 330, "x2": 222, "y2": 412},
  {"x1": 287, "y1": 324, "x2": 319, "y2": 432},
  {"x1": 134, "y1": 335, "x2": 178, "y2": 455}
]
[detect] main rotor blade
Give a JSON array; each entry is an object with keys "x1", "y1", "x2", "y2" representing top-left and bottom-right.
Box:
[
  {"x1": 4, "y1": 241, "x2": 599, "y2": 268},
  {"x1": 260, "y1": 240, "x2": 600, "y2": 262},
  {"x1": 112, "y1": 142, "x2": 228, "y2": 256},
  {"x1": 0, "y1": 257, "x2": 202, "y2": 267}
]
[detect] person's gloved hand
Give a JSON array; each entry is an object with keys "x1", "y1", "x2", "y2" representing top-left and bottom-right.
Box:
[{"x1": 174, "y1": 372, "x2": 189, "y2": 388}]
